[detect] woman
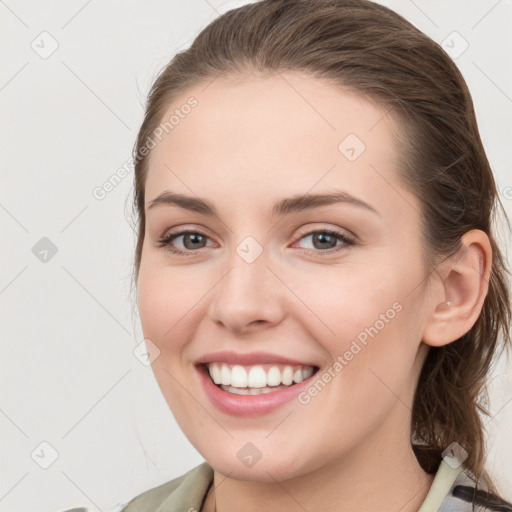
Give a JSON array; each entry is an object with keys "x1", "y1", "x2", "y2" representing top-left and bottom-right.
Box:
[{"x1": 123, "y1": 0, "x2": 512, "y2": 510}]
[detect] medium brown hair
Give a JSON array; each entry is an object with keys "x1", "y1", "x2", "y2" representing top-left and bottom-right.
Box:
[{"x1": 130, "y1": 0, "x2": 511, "y2": 495}]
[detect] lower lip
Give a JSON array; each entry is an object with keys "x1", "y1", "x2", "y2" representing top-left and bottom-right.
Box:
[{"x1": 196, "y1": 365, "x2": 318, "y2": 416}]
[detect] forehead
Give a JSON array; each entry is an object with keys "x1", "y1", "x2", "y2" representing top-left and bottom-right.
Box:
[{"x1": 144, "y1": 71, "x2": 413, "y2": 220}]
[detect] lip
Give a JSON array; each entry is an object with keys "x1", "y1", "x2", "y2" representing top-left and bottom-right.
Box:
[
  {"x1": 196, "y1": 363, "x2": 319, "y2": 417},
  {"x1": 195, "y1": 350, "x2": 317, "y2": 367}
]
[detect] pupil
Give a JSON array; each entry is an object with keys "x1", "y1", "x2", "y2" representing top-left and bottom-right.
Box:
[
  {"x1": 314, "y1": 233, "x2": 336, "y2": 249},
  {"x1": 185, "y1": 233, "x2": 205, "y2": 249}
]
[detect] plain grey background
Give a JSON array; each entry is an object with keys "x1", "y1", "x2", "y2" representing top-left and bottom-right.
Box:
[{"x1": 1, "y1": 1, "x2": 511, "y2": 511}]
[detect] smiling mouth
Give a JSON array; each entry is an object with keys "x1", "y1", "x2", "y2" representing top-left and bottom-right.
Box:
[{"x1": 200, "y1": 362, "x2": 320, "y2": 395}]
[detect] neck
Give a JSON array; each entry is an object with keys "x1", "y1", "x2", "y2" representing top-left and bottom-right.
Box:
[{"x1": 203, "y1": 425, "x2": 434, "y2": 512}]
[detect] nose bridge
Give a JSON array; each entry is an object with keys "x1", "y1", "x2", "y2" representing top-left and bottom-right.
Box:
[{"x1": 208, "y1": 237, "x2": 285, "y2": 331}]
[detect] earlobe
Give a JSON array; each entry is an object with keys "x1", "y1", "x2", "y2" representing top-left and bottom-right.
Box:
[{"x1": 422, "y1": 229, "x2": 492, "y2": 348}]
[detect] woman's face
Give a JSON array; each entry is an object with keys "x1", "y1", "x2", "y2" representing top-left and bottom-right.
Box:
[{"x1": 137, "y1": 72, "x2": 435, "y2": 481}]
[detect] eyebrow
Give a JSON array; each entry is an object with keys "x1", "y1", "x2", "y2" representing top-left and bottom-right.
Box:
[{"x1": 146, "y1": 190, "x2": 379, "y2": 217}]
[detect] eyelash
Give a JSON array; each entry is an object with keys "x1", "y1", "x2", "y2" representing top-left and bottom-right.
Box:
[{"x1": 156, "y1": 228, "x2": 355, "y2": 257}]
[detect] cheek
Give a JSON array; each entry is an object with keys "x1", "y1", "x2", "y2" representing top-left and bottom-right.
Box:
[
  {"x1": 137, "y1": 263, "x2": 205, "y2": 343},
  {"x1": 292, "y1": 264, "x2": 400, "y2": 345},
  {"x1": 295, "y1": 263, "x2": 422, "y2": 395},
  {"x1": 137, "y1": 265, "x2": 204, "y2": 415}
]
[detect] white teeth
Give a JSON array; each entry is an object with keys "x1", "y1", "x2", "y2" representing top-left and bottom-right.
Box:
[
  {"x1": 221, "y1": 384, "x2": 290, "y2": 395},
  {"x1": 220, "y1": 365, "x2": 231, "y2": 386},
  {"x1": 206, "y1": 363, "x2": 316, "y2": 389},
  {"x1": 281, "y1": 366, "x2": 294, "y2": 385},
  {"x1": 248, "y1": 366, "x2": 267, "y2": 388},
  {"x1": 267, "y1": 366, "x2": 281, "y2": 386},
  {"x1": 210, "y1": 364, "x2": 222, "y2": 385},
  {"x1": 231, "y1": 365, "x2": 247, "y2": 387},
  {"x1": 302, "y1": 367, "x2": 314, "y2": 380},
  {"x1": 293, "y1": 368, "x2": 303, "y2": 383}
]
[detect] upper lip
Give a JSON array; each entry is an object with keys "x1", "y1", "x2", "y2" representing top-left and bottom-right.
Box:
[{"x1": 195, "y1": 351, "x2": 318, "y2": 367}]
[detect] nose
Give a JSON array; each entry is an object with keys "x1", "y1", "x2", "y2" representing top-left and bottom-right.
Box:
[{"x1": 207, "y1": 246, "x2": 286, "y2": 335}]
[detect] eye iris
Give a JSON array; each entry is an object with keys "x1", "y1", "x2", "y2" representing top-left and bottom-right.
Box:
[
  {"x1": 184, "y1": 233, "x2": 206, "y2": 249},
  {"x1": 313, "y1": 232, "x2": 337, "y2": 250}
]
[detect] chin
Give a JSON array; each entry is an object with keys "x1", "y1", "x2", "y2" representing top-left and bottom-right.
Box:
[{"x1": 203, "y1": 447, "x2": 315, "y2": 483}]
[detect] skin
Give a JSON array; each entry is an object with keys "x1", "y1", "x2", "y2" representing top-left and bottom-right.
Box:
[{"x1": 136, "y1": 71, "x2": 491, "y2": 512}]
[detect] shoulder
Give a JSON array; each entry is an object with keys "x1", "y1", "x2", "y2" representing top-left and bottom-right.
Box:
[
  {"x1": 415, "y1": 445, "x2": 512, "y2": 512},
  {"x1": 439, "y1": 469, "x2": 512, "y2": 512},
  {"x1": 120, "y1": 461, "x2": 214, "y2": 512}
]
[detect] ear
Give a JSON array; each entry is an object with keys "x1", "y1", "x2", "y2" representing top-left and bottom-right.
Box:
[{"x1": 422, "y1": 229, "x2": 492, "y2": 347}]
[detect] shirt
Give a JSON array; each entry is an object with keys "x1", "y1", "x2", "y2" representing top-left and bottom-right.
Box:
[{"x1": 120, "y1": 458, "x2": 512, "y2": 512}]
